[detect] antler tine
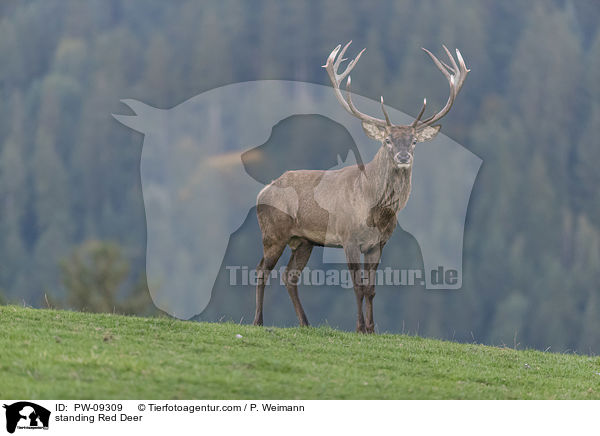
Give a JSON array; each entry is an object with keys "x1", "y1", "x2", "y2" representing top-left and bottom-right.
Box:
[
  {"x1": 456, "y1": 48, "x2": 469, "y2": 73},
  {"x1": 324, "y1": 41, "x2": 389, "y2": 127},
  {"x1": 454, "y1": 48, "x2": 470, "y2": 90},
  {"x1": 326, "y1": 44, "x2": 341, "y2": 65},
  {"x1": 442, "y1": 45, "x2": 458, "y2": 74},
  {"x1": 417, "y1": 45, "x2": 470, "y2": 127},
  {"x1": 440, "y1": 59, "x2": 454, "y2": 74},
  {"x1": 380, "y1": 96, "x2": 392, "y2": 126},
  {"x1": 411, "y1": 98, "x2": 427, "y2": 127},
  {"x1": 340, "y1": 48, "x2": 365, "y2": 82},
  {"x1": 334, "y1": 41, "x2": 352, "y2": 73},
  {"x1": 421, "y1": 47, "x2": 452, "y2": 81}
]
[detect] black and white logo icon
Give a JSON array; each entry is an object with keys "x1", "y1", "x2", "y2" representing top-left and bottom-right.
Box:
[{"x1": 3, "y1": 402, "x2": 50, "y2": 434}]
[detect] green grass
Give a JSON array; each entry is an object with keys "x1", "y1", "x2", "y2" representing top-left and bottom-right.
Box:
[{"x1": 1, "y1": 305, "x2": 600, "y2": 399}]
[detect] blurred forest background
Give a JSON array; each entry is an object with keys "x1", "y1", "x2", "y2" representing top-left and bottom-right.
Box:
[{"x1": 1, "y1": 0, "x2": 600, "y2": 352}]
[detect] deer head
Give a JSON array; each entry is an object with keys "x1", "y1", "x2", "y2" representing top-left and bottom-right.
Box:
[{"x1": 323, "y1": 41, "x2": 470, "y2": 168}]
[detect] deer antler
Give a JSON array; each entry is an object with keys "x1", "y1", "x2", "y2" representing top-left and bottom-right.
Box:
[
  {"x1": 323, "y1": 41, "x2": 391, "y2": 127},
  {"x1": 324, "y1": 42, "x2": 469, "y2": 129},
  {"x1": 415, "y1": 45, "x2": 470, "y2": 128}
]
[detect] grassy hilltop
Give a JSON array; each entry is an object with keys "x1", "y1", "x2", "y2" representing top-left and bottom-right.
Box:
[{"x1": 1, "y1": 305, "x2": 599, "y2": 399}]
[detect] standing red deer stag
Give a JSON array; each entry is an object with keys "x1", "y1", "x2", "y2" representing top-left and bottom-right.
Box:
[{"x1": 253, "y1": 41, "x2": 469, "y2": 333}]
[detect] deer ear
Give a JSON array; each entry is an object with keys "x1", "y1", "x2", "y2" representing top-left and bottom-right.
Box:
[
  {"x1": 362, "y1": 122, "x2": 387, "y2": 141},
  {"x1": 415, "y1": 124, "x2": 441, "y2": 143}
]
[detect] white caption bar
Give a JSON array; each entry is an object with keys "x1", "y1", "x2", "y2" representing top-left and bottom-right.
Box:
[{"x1": 0, "y1": 400, "x2": 596, "y2": 435}]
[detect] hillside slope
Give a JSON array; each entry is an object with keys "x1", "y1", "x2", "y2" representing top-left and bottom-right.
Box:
[{"x1": 1, "y1": 306, "x2": 599, "y2": 399}]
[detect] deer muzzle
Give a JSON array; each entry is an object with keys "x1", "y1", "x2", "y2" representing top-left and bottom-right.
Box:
[{"x1": 394, "y1": 151, "x2": 412, "y2": 167}]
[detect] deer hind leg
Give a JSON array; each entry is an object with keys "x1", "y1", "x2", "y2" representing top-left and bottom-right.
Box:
[
  {"x1": 283, "y1": 238, "x2": 313, "y2": 327},
  {"x1": 364, "y1": 245, "x2": 382, "y2": 334},
  {"x1": 253, "y1": 240, "x2": 286, "y2": 326},
  {"x1": 345, "y1": 244, "x2": 366, "y2": 333}
]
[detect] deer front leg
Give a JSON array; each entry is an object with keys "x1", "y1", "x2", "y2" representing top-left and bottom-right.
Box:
[
  {"x1": 283, "y1": 239, "x2": 313, "y2": 327},
  {"x1": 254, "y1": 241, "x2": 286, "y2": 326},
  {"x1": 364, "y1": 245, "x2": 382, "y2": 334},
  {"x1": 254, "y1": 258, "x2": 265, "y2": 326},
  {"x1": 345, "y1": 244, "x2": 365, "y2": 333}
]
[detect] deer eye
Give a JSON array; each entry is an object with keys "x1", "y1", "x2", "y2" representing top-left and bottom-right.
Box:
[
  {"x1": 385, "y1": 138, "x2": 391, "y2": 145},
  {"x1": 412, "y1": 139, "x2": 418, "y2": 145}
]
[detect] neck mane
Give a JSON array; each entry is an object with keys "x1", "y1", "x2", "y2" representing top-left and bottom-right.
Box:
[{"x1": 363, "y1": 146, "x2": 412, "y2": 212}]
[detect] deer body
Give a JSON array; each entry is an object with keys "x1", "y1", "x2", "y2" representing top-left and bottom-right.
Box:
[
  {"x1": 254, "y1": 42, "x2": 469, "y2": 333},
  {"x1": 258, "y1": 146, "x2": 411, "y2": 248}
]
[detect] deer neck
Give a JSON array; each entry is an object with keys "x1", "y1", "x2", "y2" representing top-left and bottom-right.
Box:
[{"x1": 363, "y1": 146, "x2": 412, "y2": 212}]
